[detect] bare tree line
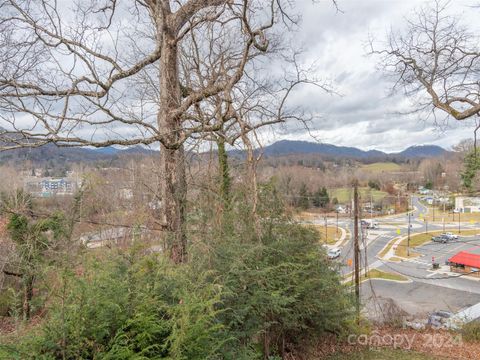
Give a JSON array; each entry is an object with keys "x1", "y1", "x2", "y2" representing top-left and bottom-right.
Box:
[{"x1": 0, "y1": 0, "x2": 325, "y2": 262}]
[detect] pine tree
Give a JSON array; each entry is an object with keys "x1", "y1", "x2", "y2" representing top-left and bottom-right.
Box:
[{"x1": 298, "y1": 183, "x2": 310, "y2": 209}]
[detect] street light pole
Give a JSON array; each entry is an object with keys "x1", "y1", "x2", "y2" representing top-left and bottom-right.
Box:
[
  {"x1": 353, "y1": 182, "x2": 360, "y2": 322},
  {"x1": 336, "y1": 210, "x2": 339, "y2": 237},
  {"x1": 407, "y1": 212, "x2": 411, "y2": 257},
  {"x1": 443, "y1": 199, "x2": 446, "y2": 232},
  {"x1": 324, "y1": 212, "x2": 328, "y2": 242},
  {"x1": 458, "y1": 211, "x2": 461, "y2": 234},
  {"x1": 432, "y1": 198, "x2": 435, "y2": 222}
]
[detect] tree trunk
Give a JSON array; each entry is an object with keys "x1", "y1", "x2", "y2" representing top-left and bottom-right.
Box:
[
  {"x1": 217, "y1": 137, "x2": 231, "y2": 208},
  {"x1": 158, "y1": 27, "x2": 187, "y2": 264},
  {"x1": 23, "y1": 275, "x2": 34, "y2": 321}
]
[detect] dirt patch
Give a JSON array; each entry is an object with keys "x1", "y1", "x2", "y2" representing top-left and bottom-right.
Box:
[
  {"x1": 288, "y1": 326, "x2": 480, "y2": 359},
  {"x1": 0, "y1": 317, "x2": 15, "y2": 335}
]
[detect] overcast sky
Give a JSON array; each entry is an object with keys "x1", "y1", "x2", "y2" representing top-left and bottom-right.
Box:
[{"x1": 265, "y1": 0, "x2": 479, "y2": 152}]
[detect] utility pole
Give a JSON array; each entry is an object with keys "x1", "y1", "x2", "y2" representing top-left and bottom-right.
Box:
[{"x1": 353, "y1": 181, "x2": 360, "y2": 321}]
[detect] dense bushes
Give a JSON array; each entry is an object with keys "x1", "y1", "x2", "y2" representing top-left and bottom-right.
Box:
[
  {"x1": 0, "y1": 184, "x2": 354, "y2": 359},
  {"x1": 1, "y1": 252, "x2": 230, "y2": 359},
  {"x1": 210, "y1": 224, "x2": 353, "y2": 357},
  {"x1": 462, "y1": 321, "x2": 480, "y2": 342}
]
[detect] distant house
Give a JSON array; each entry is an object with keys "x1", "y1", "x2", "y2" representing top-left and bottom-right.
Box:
[
  {"x1": 424, "y1": 197, "x2": 434, "y2": 205},
  {"x1": 448, "y1": 250, "x2": 480, "y2": 277},
  {"x1": 335, "y1": 205, "x2": 347, "y2": 214},
  {"x1": 24, "y1": 177, "x2": 77, "y2": 197},
  {"x1": 418, "y1": 187, "x2": 431, "y2": 195},
  {"x1": 455, "y1": 196, "x2": 480, "y2": 213}
]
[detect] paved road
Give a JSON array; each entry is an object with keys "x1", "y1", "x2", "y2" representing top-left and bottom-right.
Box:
[
  {"x1": 362, "y1": 279, "x2": 480, "y2": 320},
  {"x1": 315, "y1": 196, "x2": 480, "y2": 317},
  {"x1": 333, "y1": 196, "x2": 479, "y2": 272}
]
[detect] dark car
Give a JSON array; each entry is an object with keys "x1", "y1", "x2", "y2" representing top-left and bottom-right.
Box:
[{"x1": 431, "y1": 235, "x2": 448, "y2": 243}]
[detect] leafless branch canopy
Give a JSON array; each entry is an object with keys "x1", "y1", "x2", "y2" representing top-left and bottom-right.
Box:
[
  {"x1": 372, "y1": 0, "x2": 480, "y2": 121},
  {"x1": 0, "y1": 0, "x2": 308, "y2": 151}
]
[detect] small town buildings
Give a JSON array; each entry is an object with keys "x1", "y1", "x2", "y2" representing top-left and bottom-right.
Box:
[
  {"x1": 335, "y1": 205, "x2": 347, "y2": 214},
  {"x1": 448, "y1": 250, "x2": 480, "y2": 277},
  {"x1": 418, "y1": 187, "x2": 432, "y2": 195},
  {"x1": 455, "y1": 196, "x2": 480, "y2": 213},
  {"x1": 24, "y1": 177, "x2": 77, "y2": 197}
]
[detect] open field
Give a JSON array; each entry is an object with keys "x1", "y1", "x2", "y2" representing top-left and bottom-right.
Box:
[
  {"x1": 308, "y1": 225, "x2": 341, "y2": 244},
  {"x1": 329, "y1": 187, "x2": 388, "y2": 204},
  {"x1": 422, "y1": 207, "x2": 480, "y2": 223},
  {"x1": 361, "y1": 162, "x2": 402, "y2": 172}
]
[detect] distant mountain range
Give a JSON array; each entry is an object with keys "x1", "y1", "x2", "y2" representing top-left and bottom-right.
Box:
[
  {"x1": 253, "y1": 140, "x2": 449, "y2": 159},
  {"x1": 0, "y1": 135, "x2": 450, "y2": 165}
]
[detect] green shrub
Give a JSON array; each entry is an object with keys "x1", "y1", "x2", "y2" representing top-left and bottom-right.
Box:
[
  {"x1": 462, "y1": 321, "x2": 480, "y2": 342},
  {"x1": 1, "y1": 182, "x2": 354, "y2": 359}
]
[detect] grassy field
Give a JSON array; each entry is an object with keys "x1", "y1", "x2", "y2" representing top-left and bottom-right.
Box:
[
  {"x1": 345, "y1": 269, "x2": 408, "y2": 285},
  {"x1": 361, "y1": 162, "x2": 402, "y2": 172},
  {"x1": 329, "y1": 187, "x2": 388, "y2": 204},
  {"x1": 395, "y1": 229, "x2": 480, "y2": 258},
  {"x1": 309, "y1": 225, "x2": 341, "y2": 244},
  {"x1": 422, "y1": 207, "x2": 480, "y2": 223},
  {"x1": 326, "y1": 349, "x2": 437, "y2": 360}
]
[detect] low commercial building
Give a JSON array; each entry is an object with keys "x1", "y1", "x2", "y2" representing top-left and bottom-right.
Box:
[
  {"x1": 24, "y1": 177, "x2": 77, "y2": 197},
  {"x1": 448, "y1": 250, "x2": 480, "y2": 277},
  {"x1": 455, "y1": 196, "x2": 480, "y2": 213}
]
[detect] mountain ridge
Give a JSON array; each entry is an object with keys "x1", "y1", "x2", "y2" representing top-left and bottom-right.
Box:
[
  {"x1": 0, "y1": 137, "x2": 450, "y2": 164},
  {"x1": 230, "y1": 140, "x2": 449, "y2": 160}
]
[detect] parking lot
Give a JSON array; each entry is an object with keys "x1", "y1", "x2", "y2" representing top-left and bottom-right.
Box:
[
  {"x1": 362, "y1": 279, "x2": 480, "y2": 322},
  {"x1": 360, "y1": 234, "x2": 480, "y2": 322}
]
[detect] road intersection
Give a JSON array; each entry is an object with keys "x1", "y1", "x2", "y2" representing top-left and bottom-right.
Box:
[{"x1": 307, "y1": 196, "x2": 480, "y2": 320}]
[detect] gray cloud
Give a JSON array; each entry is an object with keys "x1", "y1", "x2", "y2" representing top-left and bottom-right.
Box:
[{"x1": 272, "y1": 0, "x2": 479, "y2": 152}]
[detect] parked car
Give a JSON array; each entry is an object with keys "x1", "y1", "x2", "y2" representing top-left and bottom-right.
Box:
[
  {"x1": 431, "y1": 235, "x2": 448, "y2": 243},
  {"x1": 444, "y1": 232, "x2": 459, "y2": 240},
  {"x1": 327, "y1": 248, "x2": 341, "y2": 259},
  {"x1": 361, "y1": 219, "x2": 378, "y2": 229}
]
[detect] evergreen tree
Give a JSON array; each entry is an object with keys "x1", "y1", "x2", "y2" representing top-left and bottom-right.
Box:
[
  {"x1": 461, "y1": 150, "x2": 480, "y2": 191},
  {"x1": 297, "y1": 183, "x2": 310, "y2": 209},
  {"x1": 313, "y1": 187, "x2": 330, "y2": 208}
]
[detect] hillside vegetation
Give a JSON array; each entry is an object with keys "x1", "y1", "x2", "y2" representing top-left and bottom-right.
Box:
[{"x1": 361, "y1": 162, "x2": 402, "y2": 172}]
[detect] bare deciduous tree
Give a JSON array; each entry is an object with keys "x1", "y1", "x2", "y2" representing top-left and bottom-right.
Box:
[
  {"x1": 372, "y1": 0, "x2": 480, "y2": 122},
  {"x1": 0, "y1": 0, "x2": 308, "y2": 262}
]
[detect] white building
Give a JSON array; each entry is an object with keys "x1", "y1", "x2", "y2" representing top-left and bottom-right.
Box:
[{"x1": 455, "y1": 196, "x2": 480, "y2": 213}]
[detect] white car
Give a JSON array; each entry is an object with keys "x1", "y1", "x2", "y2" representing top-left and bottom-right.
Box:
[
  {"x1": 327, "y1": 248, "x2": 341, "y2": 259},
  {"x1": 444, "y1": 232, "x2": 459, "y2": 240}
]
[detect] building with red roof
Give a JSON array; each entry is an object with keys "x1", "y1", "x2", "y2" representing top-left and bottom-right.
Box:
[{"x1": 448, "y1": 250, "x2": 480, "y2": 277}]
